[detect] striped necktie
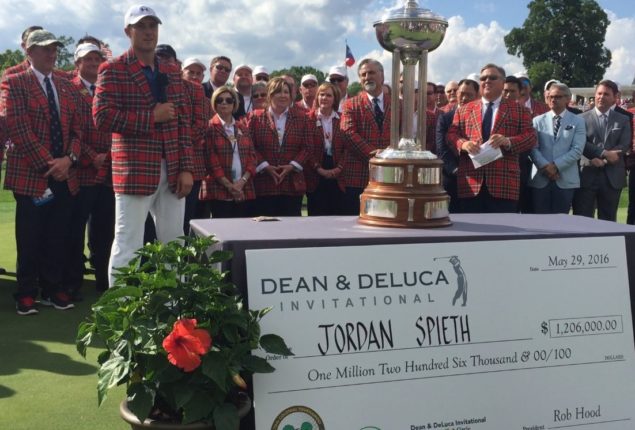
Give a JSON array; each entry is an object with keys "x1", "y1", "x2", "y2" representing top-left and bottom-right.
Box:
[{"x1": 553, "y1": 115, "x2": 561, "y2": 138}]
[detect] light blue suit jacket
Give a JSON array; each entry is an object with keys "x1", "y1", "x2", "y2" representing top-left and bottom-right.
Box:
[{"x1": 529, "y1": 110, "x2": 586, "y2": 189}]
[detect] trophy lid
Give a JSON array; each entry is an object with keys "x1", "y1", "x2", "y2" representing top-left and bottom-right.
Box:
[
  {"x1": 377, "y1": 1, "x2": 446, "y2": 24},
  {"x1": 374, "y1": 1, "x2": 448, "y2": 53}
]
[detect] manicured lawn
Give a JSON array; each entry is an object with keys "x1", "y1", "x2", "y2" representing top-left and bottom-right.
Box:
[{"x1": 0, "y1": 162, "x2": 630, "y2": 429}]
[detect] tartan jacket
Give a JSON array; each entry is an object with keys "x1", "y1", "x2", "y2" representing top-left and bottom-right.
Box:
[
  {"x1": 248, "y1": 107, "x2": 310, "y2": 196},
  {"x1": 340, "y1": 92, "x2": 392, "y2": 188},
  {"x1": 92, "y1": 48, "x2": 193, "y2": 195},
  {"x1": 528, "y1": 98, "x2": 549, "y2": 118},
  {"x1": 183, "y1": 79, "x2": 209, "y2": 180},
  {"x1": 304, "y1": 109, "x2": 349, "y2": 193},
  {"x1": 200, "y1": 115, "x2": 257, "y2": 201},
  {"x1": 1, "y1": 68, "x2": 82, "y2": 197},
  {"x1": 447, "y1": 98, "x2": 537, "y2": 200},
  {"x1": 71, "y1": 76, "x2": 112, "y2": 186}
]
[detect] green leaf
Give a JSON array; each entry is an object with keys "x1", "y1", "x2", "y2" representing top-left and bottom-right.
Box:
[
  {"x1": 76, "y1": 321, "x2": 94, "y2": 357},
  {"x1": 181, "y1": 391, "x2": 215, "y2": 424},
  {"x1": 201, "y1": 352, "x2": 229, "y2": 390},
  {"x1": 97, "y1": 354, "x2": 130, "y2": 405},
  {"x1": 213, "y1": 402, "x2": 239, "y2": 430},
  {"x1": 126, "y1": 382, "x2": 155, "y2": 422},
  {"x1": 260, "y1": 334, "x2": 294, "y2": 356},
  {"x1": 95, "y1": 285, "x2": 143, "y2": 304},
  {"x1": 241, "y1": 355, "x2": 275, "y2": 373}
]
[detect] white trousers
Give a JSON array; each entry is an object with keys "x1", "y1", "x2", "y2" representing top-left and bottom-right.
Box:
[{"x1": 108, "y1": 161, "x2": 185, "y2": 287}]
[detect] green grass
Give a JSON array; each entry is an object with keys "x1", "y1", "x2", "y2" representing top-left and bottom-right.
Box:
[{"x1": 0, "y1": 162, "x2": 630, "y2": 429}]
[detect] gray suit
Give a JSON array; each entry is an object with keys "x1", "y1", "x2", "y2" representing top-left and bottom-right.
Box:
[
  {"x1": 573, "y1": 108, "x2": 631, "y2": 221},
  {"x1": 530, "y1": 110, "x2": 586, "y2": 213}
]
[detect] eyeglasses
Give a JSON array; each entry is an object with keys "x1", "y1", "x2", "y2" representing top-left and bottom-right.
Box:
[
  {"x1": 330, "y1": 77, "x2": 345, "y2": 84},
  {"x1": 547, "y1": 95, "x2": 565, "y2": 100},
  {"x1": 302, "y1": 82, "x2": 317, "y2": 88},
  {"x1": 480, "y1": 75, "x2": 500, "y2": 82},
  {"x1": 214, "y1": 64, "x2": 231, "y2": 73},
  {"x1": 252, "y1": 93, "x2": 266, "y2": 99},
  {"x1": 215, "y1": 96, "x2": 234, "y2": 105}
]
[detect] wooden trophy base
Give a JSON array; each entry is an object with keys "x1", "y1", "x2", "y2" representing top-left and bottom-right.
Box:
[{"x1": 358, "y1": 156, "x2": 451, "y2": 228}]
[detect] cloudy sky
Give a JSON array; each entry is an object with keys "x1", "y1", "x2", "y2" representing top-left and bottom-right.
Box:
[{"x1": 0, "y1": 0, "x2": 633, "y2": 85}]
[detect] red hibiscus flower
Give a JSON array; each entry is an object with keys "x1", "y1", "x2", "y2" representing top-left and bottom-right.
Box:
[{"x1": 163, "y1": 319, "x2": 212, "y2": 372}]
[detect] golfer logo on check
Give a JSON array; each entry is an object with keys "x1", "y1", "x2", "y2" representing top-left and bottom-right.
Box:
[{"x1": 434, "y1": 255, "x2": 468, "y2": 306}]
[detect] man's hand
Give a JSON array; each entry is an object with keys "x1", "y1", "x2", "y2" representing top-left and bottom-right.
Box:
[
  {"x1": 489, "y1": 134, "x2": 511, "y2": 150},
  {"x1": 175, "y1": 171, "x2": 193, "y2": 199},
  {"x1": 93, "y1": 153, "x2": 107, "y2": 170},
  {"x1": 590, "y1": 158, "x2": 606, "y2": 168},
  {"x1": 461, "y1": 140, "x2": 480, "y2": 155},
  {"x1": 603, "y1": 149, "x2": 622, "y2": 164},
  {"x1": 542, "y1": 162, "x2": 559, "y2": 181},
  {"x1": 264, "y1": 165, "x2": 281, "y2": 184},
  {"x1": 45, "y1": 157, "x2": 72, "y2": 181},
  {"x1": 277, "y1": 164, "x2": 295, "y2": 182},
  {"x1": 154, "y1": 103, "x2": 176, "y2": 123}
]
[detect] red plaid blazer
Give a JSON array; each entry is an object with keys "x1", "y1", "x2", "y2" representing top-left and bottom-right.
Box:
[
  {"x1": 304, "y1": 109, "x2": 349, "y2": 193},
  {"x1": 183, "y1": 79, "x2": 209, "y2": 180},
  {"x1": 0, "y1": 115, "x2": 5, "y2": 165},
  {"x1": 447, "y1": 98, "x2": 536, "y2": 200},
  {"x1": 340, "y1": 92, "x2": 392, "y2": 188},
  {"x1": 1, "y1": 69, "x2": 82, "y2": 197},
  {"x1": 71, "y1": 77, "x2": 112, "y2": 186},
  {"x1": 200, "y1": 115, "x2": 256, "y2": 201},
  {"x1": 528, "y1": 98, "x2": 549, "y2": 117},
  {"x1": 92, "y1": 48, "x2": 193, "y2": 195},
  {"x1": 248, "y1": 107, "x2": 310, "y2": 196}
]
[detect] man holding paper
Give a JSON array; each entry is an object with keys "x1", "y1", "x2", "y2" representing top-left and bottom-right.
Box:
[{"x1": 447, "y1": 63, "x2": 536, "y2": 213}]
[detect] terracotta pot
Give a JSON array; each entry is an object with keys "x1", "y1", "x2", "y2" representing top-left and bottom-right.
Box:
[{"x1": 119, "y1": 394, "x2": 251, "y2": 430}]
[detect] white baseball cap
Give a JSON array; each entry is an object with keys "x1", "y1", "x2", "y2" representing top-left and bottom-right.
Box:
[
  {"x1": 125, "y1": 4, "x2": 162, "y2": 26},
  {"x1": 301, "y1": 74, "x2": 318, "y2": 85},
  {"x1": 544, "y1": 79, "x2": 561, "y2": 91},
  {"x1": 328, "y1": 65, "x2": 347, "y2": 78},
  {"x1": 234, "y1": 64, "x2": 252, "y2": 75},
  {"x1": 252, "y1": 65, "x2": 269, "y2": 77},
  {"x1": 74, "y1": 43, "x2": 104, "y2": 62},
  {"x1": 182, "y1": 57, "x2": 206, "y2": 71}
]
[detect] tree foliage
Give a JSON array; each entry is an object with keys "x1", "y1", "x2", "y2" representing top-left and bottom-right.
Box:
[
  {"x1": 0, "y1": 49, "x2": 25, "y2": 73},
  {"x1": 55, "y1": 35, "x2": 76, "y2": 70},
  {"x1": 504, "y1": 0, "x2": 611, "y2": 89}
]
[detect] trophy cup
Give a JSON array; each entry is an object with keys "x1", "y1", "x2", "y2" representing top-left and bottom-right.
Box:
[{"x1": 358, "y1": 0, "x2": 451, "y2": 228}]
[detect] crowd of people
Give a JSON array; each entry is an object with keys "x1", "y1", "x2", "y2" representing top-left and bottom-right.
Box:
[{"x1": 1, "y1": 4, "x2": 634, "y2": 316}]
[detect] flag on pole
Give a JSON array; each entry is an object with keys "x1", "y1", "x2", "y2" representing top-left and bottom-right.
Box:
[{"x1": 345, "y1": 42, "x2": 355, "y2": 67}]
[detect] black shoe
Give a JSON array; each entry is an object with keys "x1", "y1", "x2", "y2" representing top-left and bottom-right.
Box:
[
  {"x1": 16, "y1": 296, "x2": 39, "y2": 316},
  {"x1": 40, "y1": 292, "x2": 75, "y2": 310}
]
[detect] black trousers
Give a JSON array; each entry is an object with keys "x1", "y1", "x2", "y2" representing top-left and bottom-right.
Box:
[
  {"x1": 254, "y1": 195, "x2": 303, "y2": 217},
  {"x1": 459, "y1": 184, "x2": 518, "y2": 214},
  {"x1": 627, "y1": 171, "x2": 635, "y2": 225},
  {"x1": 14, "y1": 180, "x2": 73, "y2": 300},
  {"x1": 210, "y1": 199, "x2": 256, "y2": 218},
  {"x1": 183, "y1": 179, "x2": 202, "y2": 235},
  {"x1": 572, "y1": 176, "x2": 622, "y2": 222},
  {"x1": 65, "y1": 184, "x2": 115, "y2": 293},
  {"x1": 341, "y1": 187, "x2": 363, "y2": 216},
  {"x1": 306, "y1": 155, "x2": 346, "y2": 216}
]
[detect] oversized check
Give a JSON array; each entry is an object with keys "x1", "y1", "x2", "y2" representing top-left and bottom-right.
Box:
[{"x1": 246, "y1": 236, "x2": 635, "y2": 430}]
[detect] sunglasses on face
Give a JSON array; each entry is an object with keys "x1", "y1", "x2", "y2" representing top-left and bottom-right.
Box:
[
  {"x1": 302, "y1": 82, "x2": 317, "y2": 88},
  {"x1": 214, "y1": 64, "x2": 231, "y2": 73},
  {"x1": 330, "y1": 77, "x2": 345, "y2": 84},
  {"x1": 480, "y1": 75, "x2": 500, "y2": 82},
  {"x1": 252, "y1": 93, "x2": 266, "y2": 99},
  {"x1": 255, "y1": 75, "x2": 269, "y2": 82},
  {"x1": 215, "y1": 96, "x2": 234, "y2": 105}
]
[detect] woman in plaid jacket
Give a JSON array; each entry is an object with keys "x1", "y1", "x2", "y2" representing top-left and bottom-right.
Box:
[
  {"x1": 305, "y1": 82, "x2": 349, "y2": 215},
  {"x1": 200, "y1": 86, "x2": 256, "y2": 218},
  {"x1": 248, "y1": 77, "x2": 310, "y2": 216}
]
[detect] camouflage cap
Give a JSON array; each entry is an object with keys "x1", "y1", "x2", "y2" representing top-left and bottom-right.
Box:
[{"x1": 26, "y1": 30, "x2": 64, "y2": 49}]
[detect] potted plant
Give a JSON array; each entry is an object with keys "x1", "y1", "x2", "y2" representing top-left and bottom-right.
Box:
[{"x1": 76, "y1": 235, "x2": 293, "y2": 429}]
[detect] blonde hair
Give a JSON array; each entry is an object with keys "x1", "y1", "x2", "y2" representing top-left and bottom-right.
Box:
[
  {"x1": 211, "y1": 85, "x2": 239, "y2": 114},
  {"x1": 265, "y1": 77, "x2": 292, "y2": 108},
  {"x1": 313, "y1": 82, "x2": 340, "y2": 111}
]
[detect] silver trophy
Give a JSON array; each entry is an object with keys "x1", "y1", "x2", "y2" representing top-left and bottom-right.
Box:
[{"x1": 359, "y1": 0, "x2": 451, "y2": 228}]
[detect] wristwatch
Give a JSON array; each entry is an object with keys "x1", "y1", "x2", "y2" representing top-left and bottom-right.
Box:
[{"x1": 67, "y1": 153, "x2": 78, "y2": 167}]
